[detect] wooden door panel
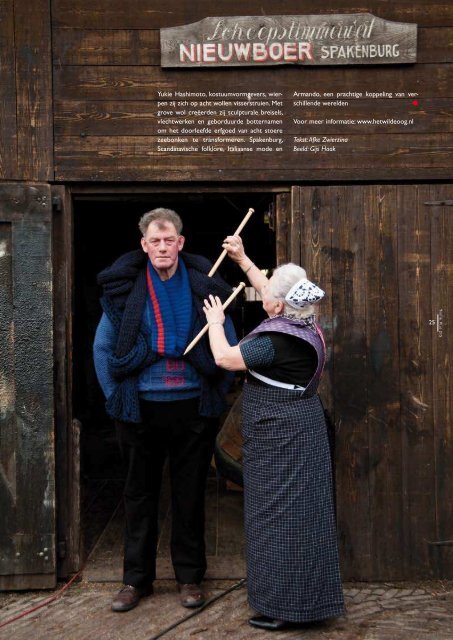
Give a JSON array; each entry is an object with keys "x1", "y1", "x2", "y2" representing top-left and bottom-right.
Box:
[
  {"x1": 275, "y1": 192, "x2": 290, "y2": 265},
  {"x1": 0, "y1": 183, "x2": 55, "y2": 589},
  {"x1": 397, "y1": 185, "x2": 437, "y2": 578},
  {"x1": 430, "y1": 187, "x2": 453, "y2": 577},
  {"x1": 330, "y1": 186, "x2": 373, "y2": 579},
  {"x1": 52, "y1": 185, "x2": 81, "y2": 578},
  {"x1": 291, "y1": 184, "x2": 450, "y2": 580},
  {"x1": 365, "y1": 186, "x2": 404, "y2": 579}
]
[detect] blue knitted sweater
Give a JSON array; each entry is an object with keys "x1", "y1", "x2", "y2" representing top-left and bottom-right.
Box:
[{"x1": 93, "y1": 250, "x2": 237, "y2": 423}]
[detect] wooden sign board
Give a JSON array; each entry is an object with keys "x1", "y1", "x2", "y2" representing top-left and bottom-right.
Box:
[{"x1": 161, "y1": 13, "x2": 417, "y2": 68}]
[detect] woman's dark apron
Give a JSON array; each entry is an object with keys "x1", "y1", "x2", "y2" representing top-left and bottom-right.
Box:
[{"x1": 241, "y1": 317, "x2": 345, "y2": 622}]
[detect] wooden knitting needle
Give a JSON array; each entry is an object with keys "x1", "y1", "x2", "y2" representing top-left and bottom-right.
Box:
[
  {"x1": 207, "y1": 208, "x2": 254, "y2": 277},
  {"x1": 183, "y1": 282, "x2": 246, "y2": 355}
]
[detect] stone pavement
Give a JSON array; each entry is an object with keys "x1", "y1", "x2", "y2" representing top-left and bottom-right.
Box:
[{"x1": 1, "y1": 580, "x2": 453, "y2": 639}]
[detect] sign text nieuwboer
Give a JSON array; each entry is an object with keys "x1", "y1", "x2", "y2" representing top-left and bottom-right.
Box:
[{"x1": 160, "y1": 14, "x2": 417, "y2": 68}]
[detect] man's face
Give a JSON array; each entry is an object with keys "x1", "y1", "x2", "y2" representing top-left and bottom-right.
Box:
[{"x1": 141, "y1": 220, "x2": 185, "y2": 275}]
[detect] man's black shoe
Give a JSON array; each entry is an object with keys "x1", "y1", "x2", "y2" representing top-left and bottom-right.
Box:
[
  {"x1": 248, "y1": 615, "x2": 290, "y2": 630},
  {"x1": 111, "y1": 584, "x2": 153, "y2": 612}
]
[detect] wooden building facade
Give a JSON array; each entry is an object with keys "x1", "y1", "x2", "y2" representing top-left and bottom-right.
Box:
[{"x1": 0, "y1": 0, "x2": 452, "y2": 589}]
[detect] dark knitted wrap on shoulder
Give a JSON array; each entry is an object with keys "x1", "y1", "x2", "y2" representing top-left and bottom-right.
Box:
[{"x1": 97, "y1": 249, "x2": 234, "y2": 423}]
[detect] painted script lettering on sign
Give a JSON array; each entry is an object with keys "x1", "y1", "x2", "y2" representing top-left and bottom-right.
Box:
[{"x1": 161, "y1": 14, "x2": 417, "y2": 68}]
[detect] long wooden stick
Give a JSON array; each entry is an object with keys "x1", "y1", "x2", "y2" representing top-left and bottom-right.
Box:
[
  {"x1": 183, "y1": 282, "x2": 246, "y2": 355},
  {"x1": 207, "y1": 208, "x2": 254, "y2": 277}
]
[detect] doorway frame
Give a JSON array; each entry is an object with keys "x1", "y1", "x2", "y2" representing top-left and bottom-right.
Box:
[
  {"x1": 54, "y1": 181, "x2": 452, "y2": 580},
  {"x1": 53, "y1": 183, "x2": 289, "y2": 576}
]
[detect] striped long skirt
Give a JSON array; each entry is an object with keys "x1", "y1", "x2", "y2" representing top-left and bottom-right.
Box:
[{"x1": 241, "y1": 382, "x2": 345, "y2": 623}]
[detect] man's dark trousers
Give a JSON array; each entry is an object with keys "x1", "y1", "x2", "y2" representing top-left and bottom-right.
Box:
[{"x1": 116, "y1": 397, "x2": 218, "y2": 590}]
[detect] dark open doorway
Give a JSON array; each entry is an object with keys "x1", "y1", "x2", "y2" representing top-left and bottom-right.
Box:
[{"x1": 70, "y1": 191, "x2": 277, "y2": 571}]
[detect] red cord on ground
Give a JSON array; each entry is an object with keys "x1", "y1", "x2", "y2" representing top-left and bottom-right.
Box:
[{"x1": 0, "y1": 570, "x2": 82, "y2": 629}]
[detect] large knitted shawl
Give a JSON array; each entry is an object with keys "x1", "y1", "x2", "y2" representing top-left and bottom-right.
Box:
[{"x1": 97, "y1": 249, "x2": 234, "y2": 422}]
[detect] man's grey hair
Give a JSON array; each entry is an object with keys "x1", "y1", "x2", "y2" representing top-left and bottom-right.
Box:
[
  {"x1": 138, "y1": 208, "x2": 183, "y2": 236},
  {"x1": 269, "y1": 263, "x2": 315, "y2": 318}
]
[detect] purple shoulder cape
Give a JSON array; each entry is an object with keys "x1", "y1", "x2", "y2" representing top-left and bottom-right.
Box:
[{"x1": 242, "y1": 316, "x2": 326, "y2": 397}]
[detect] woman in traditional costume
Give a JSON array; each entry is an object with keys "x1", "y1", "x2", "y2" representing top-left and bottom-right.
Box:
[{"x1": 203, "y1": 235, "x2": 344, "y2": 631}]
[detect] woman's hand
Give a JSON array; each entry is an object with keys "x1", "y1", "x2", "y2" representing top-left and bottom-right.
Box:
[
  {"x1": 203, "y1": 294, "x2": 226, "y2": 326},
  {"x1": 222, "y1": 235, "x2": 246, "y2": 264},
  {"x1": 203, "y1": 294, "x2": 247, "y2": 371}
]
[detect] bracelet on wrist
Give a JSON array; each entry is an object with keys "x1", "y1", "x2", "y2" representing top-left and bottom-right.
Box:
[
  {"x1": 208, "y1": 321, "x2": 224, "y2": 326},
  {"x1": 244, "y1": 262, "x2": 254, "y2": 275}
]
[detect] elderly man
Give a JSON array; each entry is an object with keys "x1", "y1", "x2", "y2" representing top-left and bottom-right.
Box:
[{"x1": 93, "y1": 208, "x2": 236, "y2": 612}]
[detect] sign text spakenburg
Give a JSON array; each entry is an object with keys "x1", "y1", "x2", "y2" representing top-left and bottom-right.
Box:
[{"x1": 160, "y1": 14, "x2": 417, "y2": 68}]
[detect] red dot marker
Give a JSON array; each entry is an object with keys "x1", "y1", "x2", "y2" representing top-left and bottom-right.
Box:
[{"x1": 412, "y1": 100, "x2": 419, "y2": 106}]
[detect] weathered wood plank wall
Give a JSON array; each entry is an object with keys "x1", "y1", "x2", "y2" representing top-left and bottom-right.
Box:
[
  {"x1": 0, "y1": 183, "x2": 55, "y2": 589},
  {"x1": 14, "y1": 0, "x2": 53, "y2": 180},
  {"x1": 285, "y1": 185, "x2": 453, "y2": 580},
  {"x1": 0, "y1": 0, "x2": 53, "y2": 181},
  {"x1": 0, "y1": 0, "x2": 450, "y2": 585},
  {"x1": 430, "y1": 186, "x2": 453, "y2": 578},
  {"x1": 50, "y1": 0, "x2": 453, "y2": 181},
  {"x1": 0, "y1": 1, "x2": 18, "y2": 177},
  {"x1": 50, "y1": 1, "x2": 453, "y2": 28}
]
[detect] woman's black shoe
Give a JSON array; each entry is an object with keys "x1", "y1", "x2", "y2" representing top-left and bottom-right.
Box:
[{"x1": 248, "y1": 615, "x2": 290, "y2": 630}]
